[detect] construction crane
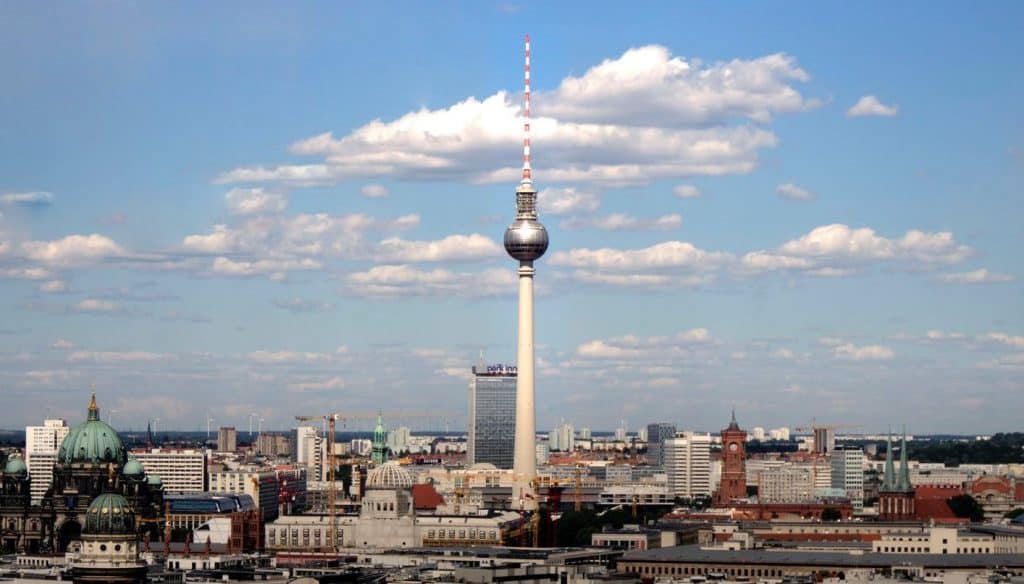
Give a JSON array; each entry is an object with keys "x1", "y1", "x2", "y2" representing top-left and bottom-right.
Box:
[
  {"x1": 574, "y1": 463, "x2": 585, "y2": 512},
  {"x1": 293, "y1": 409, "x2": 456, "y2": 551},
  {"x1": 295, "y1": 413, "x2": 343, "y2": 551}
]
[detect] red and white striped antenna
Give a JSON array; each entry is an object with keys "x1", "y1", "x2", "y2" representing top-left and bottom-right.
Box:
[{"x1": 522, "y1": 33, "x2": 532, "y2": 183}]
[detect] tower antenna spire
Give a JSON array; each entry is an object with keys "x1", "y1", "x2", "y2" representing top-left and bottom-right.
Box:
[{"x1": 522, "y1": 33, "x2": 532, "y2": 183}]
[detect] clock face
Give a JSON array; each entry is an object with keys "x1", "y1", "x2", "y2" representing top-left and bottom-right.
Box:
[{"x1": 728, "y1": 442, "x2": 739, "y2": 452}]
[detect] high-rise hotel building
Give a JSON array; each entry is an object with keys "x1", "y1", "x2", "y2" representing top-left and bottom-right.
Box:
[{"x1": 467, "y1": 364, "x2": 517, "y2": 469}]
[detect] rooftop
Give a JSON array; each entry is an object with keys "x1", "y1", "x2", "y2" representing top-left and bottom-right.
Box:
[{"x1": 620, "y1": 544, "x2": 1024, "y2": 568}]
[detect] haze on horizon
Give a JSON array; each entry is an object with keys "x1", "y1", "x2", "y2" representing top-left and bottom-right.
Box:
[{"x1": 0, "y1": 2, "x2": 1021, "y2": 434}]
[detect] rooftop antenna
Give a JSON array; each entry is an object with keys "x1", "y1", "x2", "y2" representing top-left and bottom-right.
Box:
[{"x1": 522, "y1": 34, "x2": 532, "y2": 183}]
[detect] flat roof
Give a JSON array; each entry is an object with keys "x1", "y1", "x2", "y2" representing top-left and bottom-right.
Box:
[{"x1": 620, "y1": 544, "x2": 1024, "y2": 568}]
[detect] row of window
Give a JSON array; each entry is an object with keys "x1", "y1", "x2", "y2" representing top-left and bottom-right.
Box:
[
  {"x1": 426, "y1": 528, "x2": 496, "y2": 540},
  {"x1": 631, "y1": 564, "x2": 789, "y2": 578}
]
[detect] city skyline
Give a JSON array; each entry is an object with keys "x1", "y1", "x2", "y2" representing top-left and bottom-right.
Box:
[{"x1": 1, "y1": 3, "x2": 1022, "y2": 433}]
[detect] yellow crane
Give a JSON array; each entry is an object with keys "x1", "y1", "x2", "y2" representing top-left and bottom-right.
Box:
[{"x1": 295, "y1": 413, "x2": 344, "y2": 551}]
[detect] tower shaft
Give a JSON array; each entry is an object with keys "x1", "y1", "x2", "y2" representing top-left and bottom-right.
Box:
[{"x1": 513, "y1": 262, "x2": 537, "y2": 510}]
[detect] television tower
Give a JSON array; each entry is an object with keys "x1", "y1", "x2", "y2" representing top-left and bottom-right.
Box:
[{"x1": 504, "y1": 34, "x2": 549, "y2": 511}]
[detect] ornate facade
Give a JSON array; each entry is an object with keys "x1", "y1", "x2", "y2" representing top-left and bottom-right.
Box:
[{"x1": 0, "y1": 394, "x2": 164, "y2": 554}]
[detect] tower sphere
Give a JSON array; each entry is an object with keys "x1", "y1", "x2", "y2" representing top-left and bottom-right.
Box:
[{"x1": 504, "y1": 219, "x2": 549, "y2": 261}]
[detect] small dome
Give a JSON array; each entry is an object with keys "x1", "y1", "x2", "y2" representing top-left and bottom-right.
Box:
[
  {"x1": 84, "y1": 493, "x2": 135, "y2": 535},
  {"x1": 366, "y1": 462, "x2": 413, "y2": 490},
  {"x1": 4, "y1": 457, "x2": 27, "y2": 476},
  {"x1": 122, "y1": 458, "x2": 145, "y2": 479},
  {"x1": 57, "y1": 394, "x2": 127, "y2": 466},
  {"x1": 146, "y1": 474, "x2": 163, "y2": 489}
]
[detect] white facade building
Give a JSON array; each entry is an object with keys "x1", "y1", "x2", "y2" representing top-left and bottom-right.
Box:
[
  {"x1": 759, "y1": 467, "x2": 814, "y2": 503},
  {"x1": 830, "y1": 447, "x2": 865, "y2": 510},
  {"x1": 133, "y1": 449, "x2": 207, "y2": 493},
  {"x1": 25, "y1": 419, "x2": 70, "y2": 504},
  {"x1": 750, "y1": 427, "x2": 766, "y2": 441},
  {"x1": 549, "y1": 423, "x2": 575, "y2": 452},
  {"x1": 664, "y1": 432, "x2": 712, "y2": 499},
  {"x1": 265, "y1": 462, "x2": 523, "y2": 550}
]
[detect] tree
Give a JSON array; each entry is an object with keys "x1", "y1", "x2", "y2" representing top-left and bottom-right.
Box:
[
  {"x1": 947, "y1": 494, "x2": 985, "y2": 522},
  {"x1": 821, "y1": 508, "x2": 842, "y2": 522},
  {"x1": 1004, "y1": 507, "x2": 1024, "y2": 520}
]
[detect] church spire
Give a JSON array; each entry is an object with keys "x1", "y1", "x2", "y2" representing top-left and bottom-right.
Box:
[
  {"x1": 896, "y1": 426, "x2": 913, "y2": 492},
  {"x1": 881, "y1": 429, "x2": 895, "y2": 492}
]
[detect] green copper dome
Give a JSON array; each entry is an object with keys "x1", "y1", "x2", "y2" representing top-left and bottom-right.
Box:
[
  {"x1": 4, "y1": 457, "x2": 27, "y2": 476},
  {"x1": 57, "y1": 393, "x2": 127, "y2": 466},
  {"x1": 122, "y1": 458, "x2": 145, "y2": 479},
  {"x1": 84, "y1": 493, "x2": 135, "y2": 535},
  {"x1": 146, "y1": 474, "x2": 163, "y2": 489}
]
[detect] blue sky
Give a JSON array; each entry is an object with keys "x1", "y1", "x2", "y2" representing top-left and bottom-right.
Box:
[{"x1": 1, "y1": 2, "x2": 1021, "y2": 434}]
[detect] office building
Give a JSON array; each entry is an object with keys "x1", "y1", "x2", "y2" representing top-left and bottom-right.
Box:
[
  {"x1": 255, "y1": 431, "x2": 291, "y2": 457},
  {"x1": 750, "y1": 426, "x2": 766, "y2": 441},
  {"x1": 759, "y1": 466, "x2": 815, "y2": 503},
  {"x1": 24, "y1": 419, "x2": 70, "y2": 504},
  {"x1": 646, "y1": 422, "x2": 677, "y2": 468},
  {"x1": 579, "y1": 427, "x2": 592, "y2": 440},
  {"x1": 293, "y1": 425, "x2": 324, "y2": 479},
  {"x1": 831, "y1": 446, "x2": 865, "y2": 510},
  {"x1": 467, "y1": 363, "x2": 517, "y2": 469},
  {"x1": 814, "y1": 426, "x2": 836, "y2": 454},
  {"x1": 217, "y1": 426, "x2": 237, "y2": 452},
  {"x1": 208, "y1": 470, "x2": 280, "y2": 522},
  {"x1": 664, "y1": 432, "x2": 712, "y2": 499},
  {"x1": 133, "y1": 448, "x2": 207, "y2": 493}
]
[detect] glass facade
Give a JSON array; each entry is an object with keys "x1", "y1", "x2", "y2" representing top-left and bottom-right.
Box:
[{"x1": 467, "y1": 366, "x2": 516, "y2": 469}]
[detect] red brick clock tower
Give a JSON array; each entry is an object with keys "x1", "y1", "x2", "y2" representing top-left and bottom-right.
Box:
[{"x1": 716, "y1": 410, "x2": 747, "y2": 504}]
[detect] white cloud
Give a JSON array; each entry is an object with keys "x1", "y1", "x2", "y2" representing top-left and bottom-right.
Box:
[
  {"x1": 73, "y1": 298, "x2": 122, "y2": 314},
  {"x1": 772, "y1": 348, "x2": 796, "y2": 360},
  {"x1": 38, "y1": 280, "x2": 69, "y2": 293},
  {"x1": 247, "y1": 350, "x2": 332, "y2": 364},
  {"x1": 1, "y1": 191, "x2": 54, "y2": 206},
  {"x1": 818, "y1": 337, "x2": 845, "y2": 347},
  {"x1": 374, "y1": 234, "x2": 502, "y2": 263},
  {"x1": 569, "y1": 270, "x2": 713, "y2": 289},
  {"x1": 673, "y1": 184, "x2": 700, "y2": 199},
  {"x1": 288, "y1": 376, "x2": 345, "y2": 392},
  {"x1": 775, "y1": 182, "x2": 817, "y2": 201},
  {"x1": 217, "y1": 47, "x2": 815, "y2": 188},
  {"x1": 833, "y1": 343, "x2": 894, "y2": 361},
  {"x1": 542, "y1": 48, "x2": 815, "y2": 126},
  {"x1": 209, "y1": 257, "x2": 323, "y2": 278},
  {"x1": 537, "y1": 187, "x2": 600, "y2": 216},
  {"x1": 0, "y1": 267, "x2": 53, "y2": 280},
  {"x1": 563, "y1": 213, "x2": 682, "y2": 232},
  {"x1": 935, "y1": 268, "x2": 1014, "y2": 284},
  {"x1": 68, "y1": 350, "x2": 176, "y2": 363},
  {"x1": 739, "y1": 224, "x2": 972, "y2": 274},
  {"x1": 344, "y1": 265, "x2": 515, "y2": 298},
  {"x1": 360, "y1": 184, "x2": 390, "y2": 198},
  {"x1": 51, "y1": 338, "x2": 75, "y2": 350},
  {"x1": 224, "y1": 187, "x2": 287, "y2": 215},
  {"x1": 847, "y1": 95, "x2": 899, "y2": 117},
  {"x1": 183, "y1": 213, "x2": 419, "y2": 257},
  {"x1": 979, "y1": 332, "x2": 1024, "y2": 349},
  {"x1": 21, "y1": 234, "x2": 125, "y2": 267},
  {"x1": 272, "y1": 298, "x2": 335, "y2": 313},
  {"x1": 551, "y1": 240, "x2": 732, "y2": 271}
]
